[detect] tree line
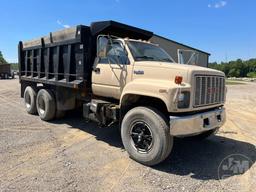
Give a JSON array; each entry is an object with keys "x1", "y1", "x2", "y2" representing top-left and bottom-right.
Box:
[
  {"x1": 0, "y1": 51, "x2": 7, "y2": 64},
  {"x1": 209, "y1": 58, "x2": 256, "y2": 78},
  {"x1": 0, "y1": 50, "x2": 18, "y2": 70}
]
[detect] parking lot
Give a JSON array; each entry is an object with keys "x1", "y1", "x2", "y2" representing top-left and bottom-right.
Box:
[{"x1": 0, "y1": 78, "x2": 255, "y2": 192}]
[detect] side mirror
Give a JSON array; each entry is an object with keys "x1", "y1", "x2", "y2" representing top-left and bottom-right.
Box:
[{"x1": 97, "y1": 36, "x2": 109, "y2": 58}]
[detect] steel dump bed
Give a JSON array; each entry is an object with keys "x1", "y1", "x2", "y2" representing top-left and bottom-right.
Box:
[{"x1": 18, "y1": 25, "x2": 93, "y2": 88}]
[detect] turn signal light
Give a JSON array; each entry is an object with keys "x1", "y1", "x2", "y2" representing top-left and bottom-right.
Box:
[{"x1": 175, "y1": 76, "x2": 183, "y2": 84}]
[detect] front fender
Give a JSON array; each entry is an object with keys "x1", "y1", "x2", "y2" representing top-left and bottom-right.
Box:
[{"x1": 121, "y1": 79, "x2": 178, "y2": 112}]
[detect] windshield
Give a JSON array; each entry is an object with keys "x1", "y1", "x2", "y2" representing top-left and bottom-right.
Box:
[{"x1": 127, "y1": 41, "x2": 174, "y2": 62}]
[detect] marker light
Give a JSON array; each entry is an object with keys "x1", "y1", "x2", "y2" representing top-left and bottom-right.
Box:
[{"x1": 175, "y1": 76, "x2": 183, "y2": 84}]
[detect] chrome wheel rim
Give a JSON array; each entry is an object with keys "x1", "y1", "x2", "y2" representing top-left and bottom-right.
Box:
[{"x1": 130, "y1": 121, "x2": 153, "y2": 153}]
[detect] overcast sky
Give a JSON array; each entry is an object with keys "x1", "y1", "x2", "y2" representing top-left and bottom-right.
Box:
[{"x1": 0, "y1": 0, "x2": 255, "y2": 63}]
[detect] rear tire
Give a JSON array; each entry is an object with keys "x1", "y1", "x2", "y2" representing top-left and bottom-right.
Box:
[
  {"x1": 121, "y1": 106, "x2": 173, "y2": 166},
  {"x1": 36, "y1": 89, "x2": 56, "y2": 121},
  {"x1": 24, "y1": 86, "x2": 37, "y2": 114}
]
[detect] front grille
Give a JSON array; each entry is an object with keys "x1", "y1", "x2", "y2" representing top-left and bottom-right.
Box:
[{"x1": 194, "y1": 75, "x2": 225, "y2": 107}]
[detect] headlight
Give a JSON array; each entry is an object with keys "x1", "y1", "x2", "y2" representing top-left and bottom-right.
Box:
[
  {"x1": 177, "y1": 91, "x2": 190, "y2": 108},
  {"x1": 178, "y1": 93, "x2": 185, "y2": 102}
]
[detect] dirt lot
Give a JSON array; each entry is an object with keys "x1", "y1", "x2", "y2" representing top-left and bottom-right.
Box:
[{"x1": 0, "y1": 78, "x2": 255, "y2": 192}]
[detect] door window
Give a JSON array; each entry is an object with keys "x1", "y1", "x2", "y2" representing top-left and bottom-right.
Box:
[
  {"x1": 97, "y1": 36, "x2": 129, "y2": 64},
  {"x1": 107, "y1": 42, "x2": 129, "y2": 64}
]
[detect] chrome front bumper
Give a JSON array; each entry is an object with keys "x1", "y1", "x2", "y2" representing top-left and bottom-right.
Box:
[{"x1": 169, "y1": 108, "x2": 226, "y2": 137}]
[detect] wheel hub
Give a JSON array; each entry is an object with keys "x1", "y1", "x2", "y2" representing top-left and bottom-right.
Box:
[{"x1": 130, "y1": 121, "x2": 153, "y2": 153}]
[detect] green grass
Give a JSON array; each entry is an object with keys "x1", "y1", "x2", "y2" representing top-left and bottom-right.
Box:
[{"x1": 226, "y1": 80, "x2": 246, "y2": 85}]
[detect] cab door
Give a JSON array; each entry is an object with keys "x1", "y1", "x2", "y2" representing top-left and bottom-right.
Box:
[{"x1": 92, "y1": 36, "x2": 132, "y2": 99}]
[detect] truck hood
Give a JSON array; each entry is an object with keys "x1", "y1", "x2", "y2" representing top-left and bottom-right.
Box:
[
  {"x1": 135, "y1": 61, "x2": 224, "y2": 74},
  {"x1": 133, "y1": 61, "x2": 225, "y2": 83}
]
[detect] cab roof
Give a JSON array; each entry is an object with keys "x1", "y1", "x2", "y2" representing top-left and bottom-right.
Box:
[{"x1": 90, "y1": 20, "x2": 153, "y2": 40}]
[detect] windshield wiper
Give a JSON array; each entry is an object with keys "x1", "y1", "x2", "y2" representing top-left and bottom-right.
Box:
[{"x1": 135, "y1": 56, "x2": 155, "y2": 61}]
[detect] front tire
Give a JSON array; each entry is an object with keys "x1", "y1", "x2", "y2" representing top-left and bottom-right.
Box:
[
  {"x1": 36, "y1": 89, "x2": 56, "y2": 121},
  {"x1": 121, "y1": 106, "x2": 173, "y2": 166}
]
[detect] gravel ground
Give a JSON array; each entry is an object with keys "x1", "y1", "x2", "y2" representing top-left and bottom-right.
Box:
[{"x1": 0, "y1": 78, "x2": 255, "y2": 192}]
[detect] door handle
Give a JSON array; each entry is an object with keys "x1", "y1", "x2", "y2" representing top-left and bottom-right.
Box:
[{"x1": 93, "y1": 68, "x2": 100, "y2": 74}]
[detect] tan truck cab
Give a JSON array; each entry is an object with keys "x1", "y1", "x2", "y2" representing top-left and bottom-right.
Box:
[
  {"x1": 92, "y1": 36, "x2": 225, "y2": 132},
  {"x1": 91, "y1": 35, "x2": 226, "y2": 165}
]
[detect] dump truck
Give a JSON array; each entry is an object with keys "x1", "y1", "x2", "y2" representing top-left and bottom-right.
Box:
[
  {"x1": 0, "y1": 64, "x2": 14, "y2": 79},
  {"x1": 18, "y1": 21, "x2": 226, "y2": 166}
]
